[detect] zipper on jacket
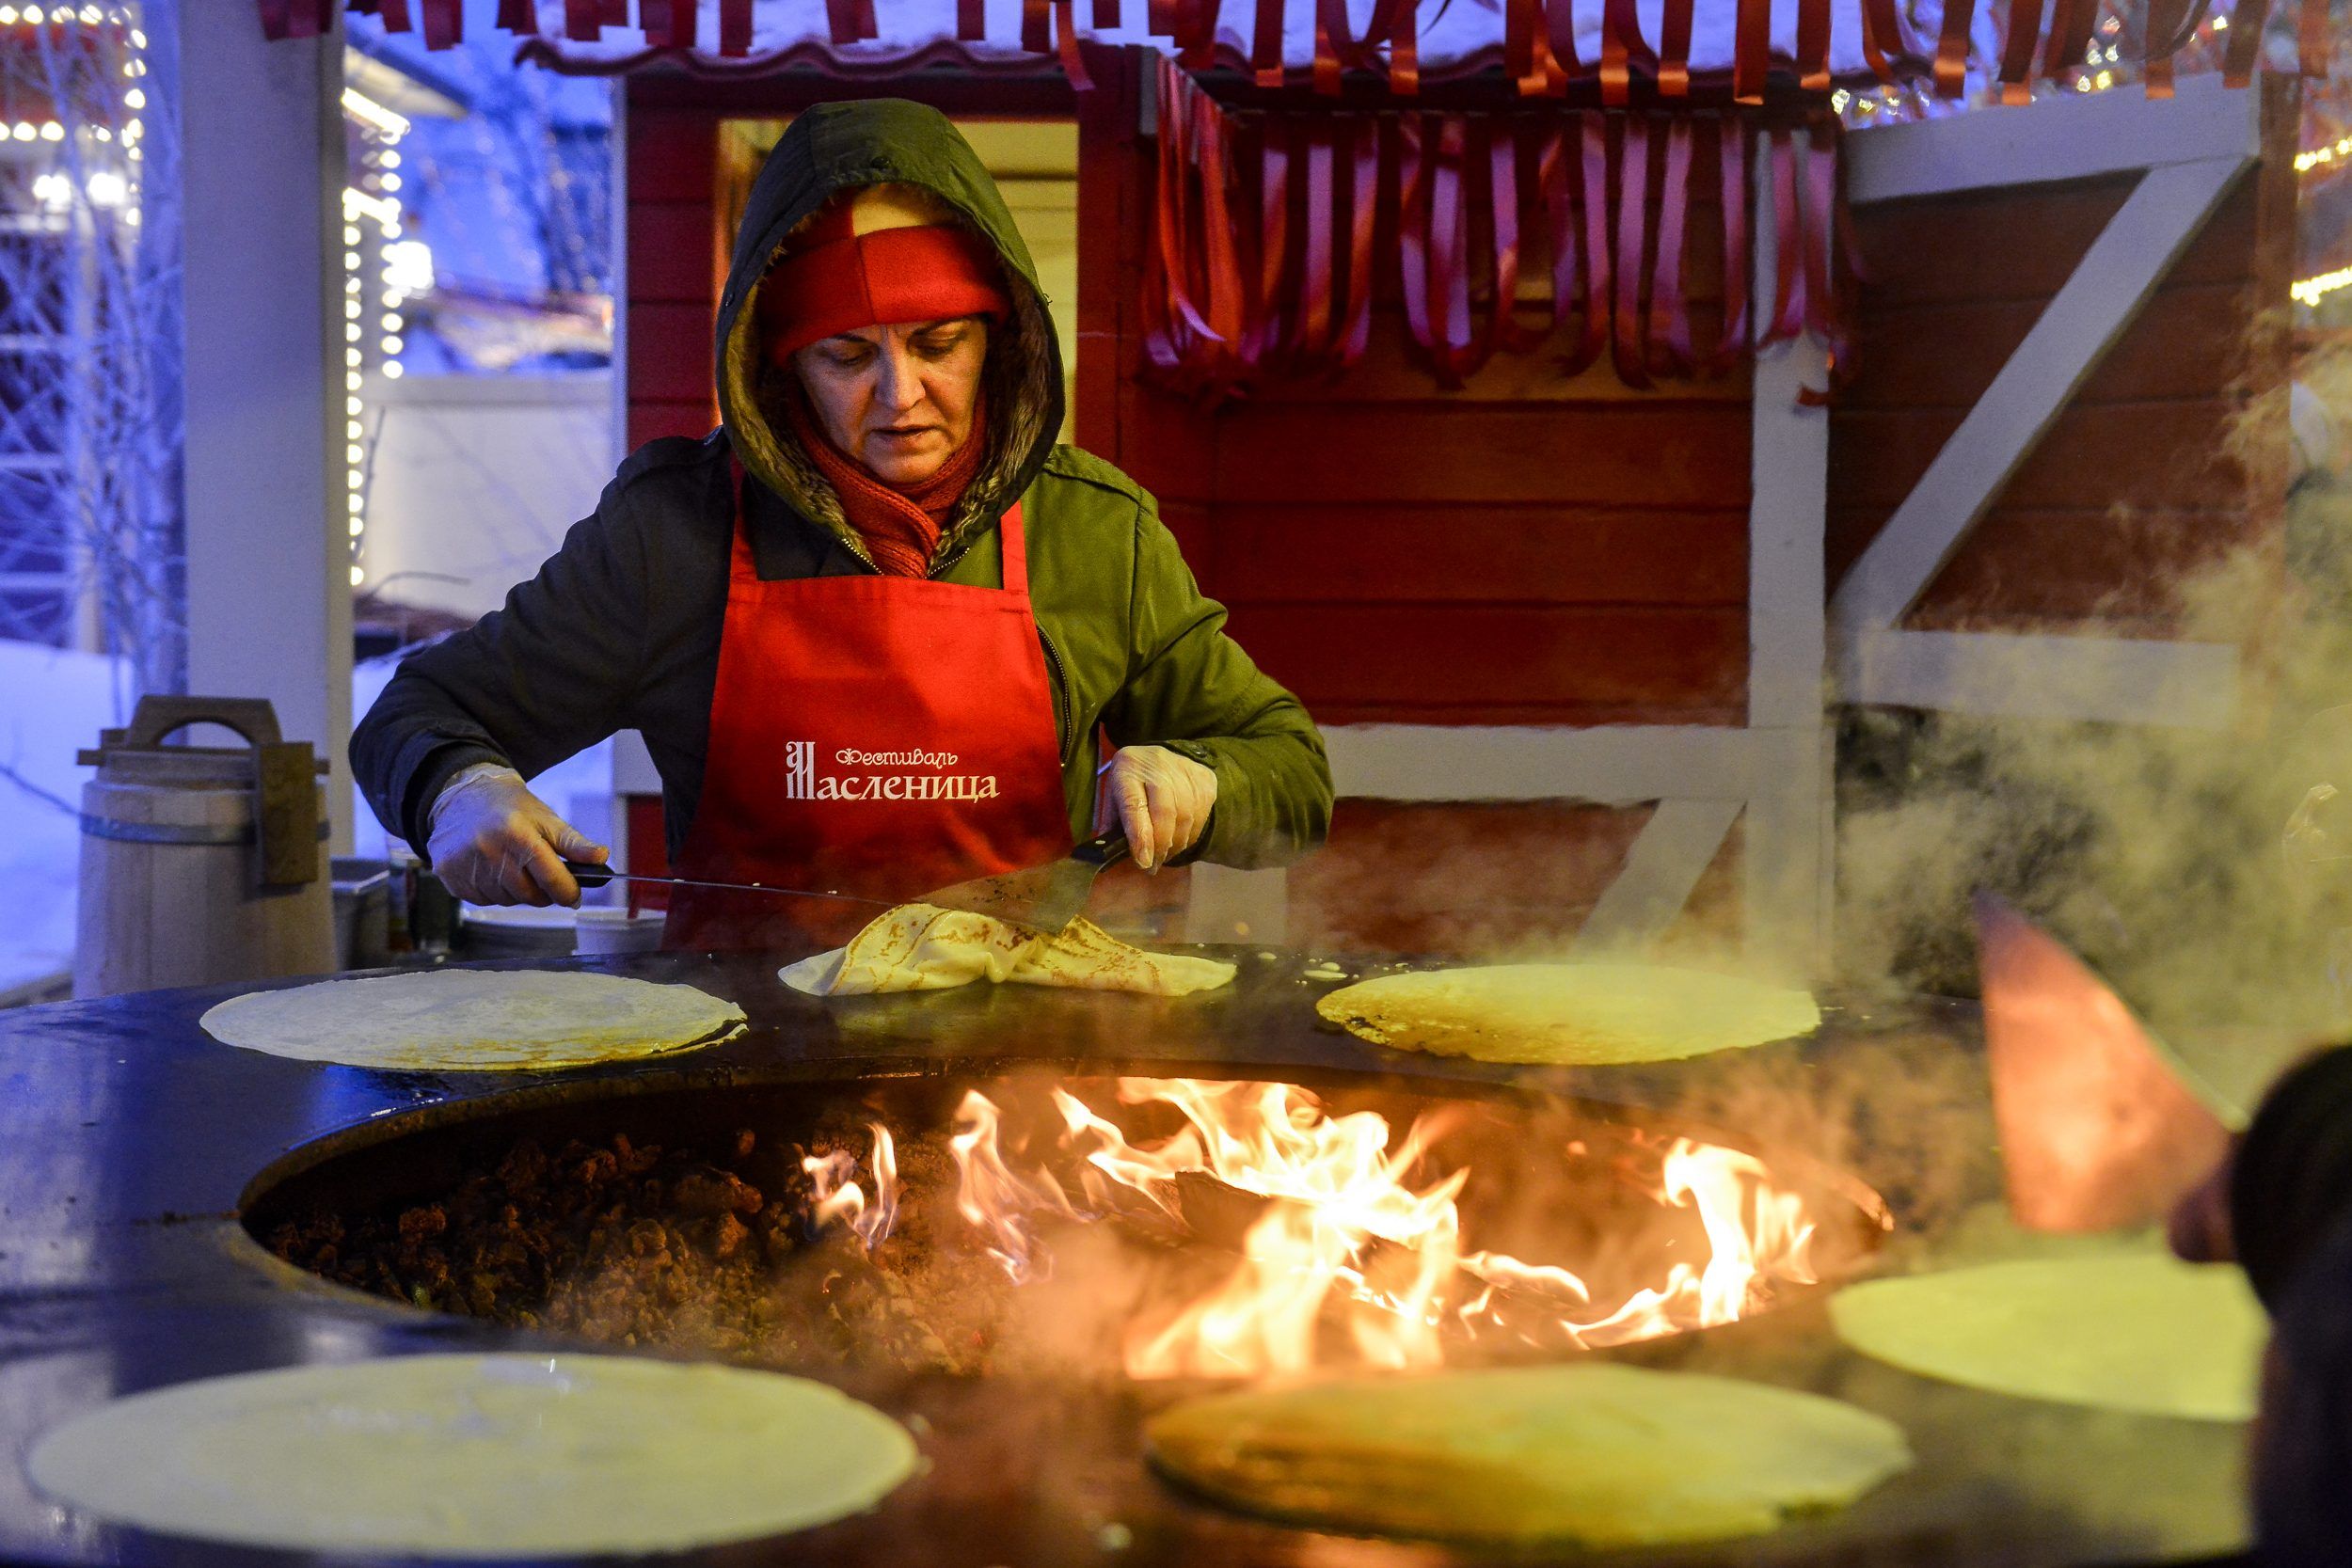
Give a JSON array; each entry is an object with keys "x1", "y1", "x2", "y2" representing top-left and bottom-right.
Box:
[{"x1": 1037, "y1": 626, "x2": 1074, "y2": 761}]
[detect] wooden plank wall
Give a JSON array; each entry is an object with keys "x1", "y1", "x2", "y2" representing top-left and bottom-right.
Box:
[{"x1": 1828, "y1": 89, "x2": 2297, "y2": 634}]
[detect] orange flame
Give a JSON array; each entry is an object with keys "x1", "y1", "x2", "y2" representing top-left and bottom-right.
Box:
[
  {"x1": 802, "y1": 1122, "x2": 900, "y2": 1251},
  {"x1": 940, "y1": 1078, "x2": 1829, "y2": 1378}
]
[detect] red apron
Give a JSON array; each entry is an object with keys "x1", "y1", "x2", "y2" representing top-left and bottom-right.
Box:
[{"x1": 662, "y1": 481, "x2": 1073, "y2": 953}]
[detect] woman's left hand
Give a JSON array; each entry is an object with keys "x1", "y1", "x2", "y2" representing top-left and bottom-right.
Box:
[{"x1": 1104, "y1": 746, "x2": 1218, "y2": 872}]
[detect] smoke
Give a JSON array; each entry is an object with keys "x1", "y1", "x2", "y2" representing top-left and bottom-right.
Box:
[{"x1": 1828, "y1": 341, "x2": 2352, "y2": 1101}]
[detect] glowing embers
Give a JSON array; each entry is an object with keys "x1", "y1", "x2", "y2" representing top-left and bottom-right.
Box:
[{"x1": 930, "y1": 1077, "x2": 1853, "y2": 1380}]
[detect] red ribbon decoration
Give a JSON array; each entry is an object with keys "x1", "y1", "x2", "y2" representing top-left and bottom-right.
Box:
[
  {"x1": 564, "y1": 0, "x2": 601, "y2": 39},
  {"x1": 1570, "y1": 111, "x2": 1613, "y2": 376},
  {"x1": 1427, "y1": 118, "x2": 1477, "y2": 384},
  {"x1": 1487, "y1": 122, "x2": 1543, "y2": 356},
  {"x1": 959, "y1": 0, "x2": 987, "y2": 40},
  {"x1": 1658, "y1": 0, "x2": 1693, "y2": 97},
  {"x1": 601, "y1": 0, "x2": 628, "y2": 23},
  {"x1": 377, "y1": 0, "x2": 414, "y2": 35},
  {"x1": 1396, "y1": 114, "x2": 1434, "y2": 369},
  {"x1": 1022, "y1": 0, "x2": 1051, "y2": 56},
  {"x1": 1649, "y1": 117, "x2": 1695, "y2": 374},
  {"x1": 2303, "y1": 0, "x2": 2332, "y2": 77},
  {"x1": 1255, "y1": 119, "x2": 1294, "y2": 364},
  {"x1": 1252, "y1": 0, "x2": 1286, "y2": 87},
  {"x1": 1796, "y1": 0, "x2": 1833, "y2": 93},
  {"x1": 1856, "y1": 0, "x2": 1907, "y2": 85},
  {"x1": 1054, "y1": 0, "x2": 1090, "y2": 88},
  {"x1": 1505, "y1": 0, "x2": 1538, "y2": 94},
  {"x1": 1997, "y1": 0, "x2": 2045, "y2": 103},
  {"x1": 1763, "y1": 128, "x2": 1804, "y2": 348},
  {"x1": 1599, "y1": 0, "x2": 1641, "y2": 108},
  {"x1": 2040, "y1": 0, "x2": 2097, "y2": 79},
  {"x1": 1543, "y1": 0, "x2": 1580, "y2": 93},
  {"x1": 1300, "y1": 123, "x2": 1338, "y2": 360},
  {"x1": 633, "y1": 0, "x2": 669, "y2": 44},
  {"x1": 1389, "y1": 0, "x2": 1420, "y2": 96},
  {"x1": 2224, "y1": 0, "x2": 2270, "y2": 87},
  {"x1": 420, "y1": 0, "x2": 460, "y2": 47},
  {"x1": 1339, "y1": 117, "x2": 1380, "y2": 366},
  {"x1": 495, "y1": 0, "x2": 537, "y2": 35},
  {"x1": 1733, "y1": 0, "x2": 1771, "y2": 104},
  {"x1": 717, "y1": 0, "x2": 753, "y2": 55},
  {"x1": 1094, "y1": 0, "x2": 1120, "y2": 35},
  {"x1": 1935, "y1": 0, "x2": 1976, "y2": 97},
  {"x1": 1610, "y1": 115, "x2": 1652, "y2": 389},
  {"x1": 1708, "y1": 115, "x2": 1751, "y2": 375}
]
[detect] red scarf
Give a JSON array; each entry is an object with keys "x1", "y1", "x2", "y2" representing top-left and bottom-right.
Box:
[{"x1": 784, "y1": 395, "x2": 990, "y2": 578}]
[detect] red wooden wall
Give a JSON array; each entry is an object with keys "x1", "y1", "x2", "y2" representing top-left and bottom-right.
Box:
[{"x1": 1827, "y1": 85, "x2": 2297, "y2": 636}]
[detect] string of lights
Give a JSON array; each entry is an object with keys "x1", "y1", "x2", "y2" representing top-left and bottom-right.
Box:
[{"x1": 342, "y1": 87, "x2": 411, "y2": 591}]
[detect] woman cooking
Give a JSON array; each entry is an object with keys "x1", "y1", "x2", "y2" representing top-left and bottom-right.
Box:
[{"x1": 351, "y1": 100, "x2": 1332, "y2": 951}]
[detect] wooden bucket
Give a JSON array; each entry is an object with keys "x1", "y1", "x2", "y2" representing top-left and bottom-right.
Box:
[{"x1": 73, "y1": 696, "x2": 333, "y2": 999}]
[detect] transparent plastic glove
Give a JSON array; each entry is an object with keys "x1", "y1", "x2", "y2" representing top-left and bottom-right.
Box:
[
  {"x1": 424, "y1": 763, "x2": 607, "y2": 908},
  {"x1": 1104, "y1": 745, "x2": 1217, "y2": 873}
]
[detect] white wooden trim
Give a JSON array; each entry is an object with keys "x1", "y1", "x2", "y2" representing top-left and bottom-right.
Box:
[
  {"x1": 1830, "y1": 153, "x2": 2246, "y2": 641},
  {"x1": 1846, "y1": 71, "x2": 2260, "y2": 203},
  {"x1": 1840, "y1": 628, "x2": 2240, "y2": 730},
  {"x1": 1573, "y1": 799, "x2": 1743, "y2": 955}
]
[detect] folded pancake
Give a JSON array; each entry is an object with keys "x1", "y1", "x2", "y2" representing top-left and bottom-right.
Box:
[
  {"x1": 781, "y1": 902, "x2": 1236, "y2": 997},
  {"x1": 1317, "y1": 963, "x2": 1820, "y2": 1065},
  {"x1": 1830, "y1": 1248, "x2": 2265, "y2": 1422},
  {"x1": 1147, "y1": 1364, "x2": 1912, "y2": 1547},
  {"x1": 199, "y1": 969, "x2": 745, "y2": 1071},
  {"x1": 27, "y1": 1354, "x2": 916, "y2": 1557}
]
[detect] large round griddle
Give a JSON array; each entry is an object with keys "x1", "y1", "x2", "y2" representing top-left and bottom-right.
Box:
[{"x1": 0, "y1": 949, "x2": 2251, "y2": 1566}]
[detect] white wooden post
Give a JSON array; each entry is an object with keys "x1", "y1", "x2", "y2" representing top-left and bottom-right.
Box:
[{"x1": 174, "y1": 3, "x2": 352, "y2": 846}]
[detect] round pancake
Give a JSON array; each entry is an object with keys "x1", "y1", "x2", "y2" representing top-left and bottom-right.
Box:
[
  {"x1": 1316, "y1": 963, "x2": 1820, "y2": 1065},
  {"x1": 27, "y1": 1354, "x2": 916, "y2": 1556},
  {"x1": 1830, "y1": 1252, "x2": 2265, "y2": 1421},
  {"x1": 1147, "y1": 1364, "x2": 1911, "y2": 1548},
  {"x1": 782, "y1": 903, "x2": 1236, "y2": 997},
  {"x1": 199, "y1": 968, "x2": 744, "y2": 1070}
]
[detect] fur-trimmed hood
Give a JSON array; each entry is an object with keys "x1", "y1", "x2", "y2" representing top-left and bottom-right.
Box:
[{"x1": 715, "y1": 100, "x2": 1064, "y2": 571}]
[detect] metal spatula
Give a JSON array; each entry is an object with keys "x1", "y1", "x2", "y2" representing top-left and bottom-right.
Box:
[
  {"x1": 919, "y1": 829, "x2": 1131, "y2": 935},
  {"x1": 1973, "y1": 892, "x2": 2244, "y2": 1234}
]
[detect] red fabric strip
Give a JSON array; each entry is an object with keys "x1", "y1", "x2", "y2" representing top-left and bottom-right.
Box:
[
  {"x1": 256, "y1": 0, "x2": 294, "y2": 41},
  {"x1": 1313, "y1": 0, "x2": 1350, "y2": 94},
  {"x1": 2224, "y1": 0, "x2": 2268, "y2": 87},
  {"x1": 1023, "y1": 0, "x2": 1051, "y2": 54},
  {"x1": 601, "y1": 0, "x2": 628, "y2": 23},
  {"x1": 635, "y1": 0, "x2": 670, "y2": 44},
  {"x1": 1148, "y1": 0, "x2": 1175, "y2": 38},
  {"x1": 1198, "y1": 93, "x2": 1248, "y2": 358},
  {"x1": 828, "y1": 0, "x2": 863, "y2": 44},
  {"x1": 1796, "y1": 0, "x2": 1832, "y2": 91},
  {"x1": 1600, "y1": 0, "x2": 1639, "y2": 107},
  {"x1": 421, "y1": 0, "x2": 461, "y2": 48},
  {"x1": 1054, "y1": 0, "x2": 1091, "y2": 87},
  {"x1": 1857, "y1": 0, "x2": 1906, "y2": 83},
  {"x1": 1998, "y1": 0, "x2": 2045, "y2": 103},
  {"x1": 1397, "y1": 114, "x2": 1433, "y2": 356},
  {"x1": 1505, "y1": 0, "x2": 1537, "y2": 89},
  {"x1": 1301, "y1": 123, "x2": 1338, "y2": 359},
  {"x1": 1255, "y1": 119, "x2": 1292, "y2": 364},
  {"x1": 1252, "y1": 0, "x2": 1285, "y2": 87},
  {"x1": 1573, "y1": 112, "x2": 1613, "y2": 375},
  {"x1": 1708, "y1": 115, "x2": 1750, "y2": 374},
  {"x1": 1339, "y1": 117, "x2": 1380, "y2": 366},
  {"x1": 857, "y1": 0, "x2": 881, "y2": 40},
  {"x1": 718, "y1": 0, "x2": 753, "y2": 55},
  {"x1": 1094, "y1": 0, "x2": 1120, "y2": 33},
  {"x1": 2041, "y1": 0, "x2": 2096, "y2": 78},
  {"x1": 959, "y1": 0, "x2": 987, "y2": 40},
  {"x1": 380, "y1": 0, "x2": 416, "y2": 34},
  {"x1": 280, "y1": 0, "x2": 319, "y2": 38},
  {"x1": 1610, "y1": 115, "x2": 1652, "y2": 389},
  {"x1": 1541, "y1": 127, "x2": 1576, "y2": 351},
  {"x1": 669, "y1": 0, "x2": 698, "y2": 46},
  {"x1": 1176, "y1": 0, "x2": 1215, "y2": 69},
  {"x1": 1389, "y1": 0, "x2": 1420, "y2": 95},
  {"x1": 1436, "y1": 119, "x2": 1482, "y2": 383},
  {"x1": 1935, "y1": 0, "x2": 1975, "y2": 96},
  {"x1": 1486, "y1": 119, "x2": 1541, "y2": 356},
  {"x1": 1734, "y1": 0, "x2": 1771, "y2": 103},
  {"x1": 495, "y1": 0, "x2": 537, "y2": 34},
  {"x1": 1544, "y1": 0, "x2": 1581, "y2": 92},
  {"x1": 565, "y1": 0, "x2": 602, "y2": 40},
  {"x1": 1650, "y1": 116, "x2": 1695, "y2": 374},
  {"x1": 1796, "y1": 124, "x2": 1850, "y2": 404},
  {"x1": 1659, "y1": 0, "x2": 1693, "y2": 96},
  {"x1": 1765, "y1": 127, "x2": 1804, "y2": 346},
  {"x1": 2303, "y1": 0, "x2": 2331, "y2": 77}
]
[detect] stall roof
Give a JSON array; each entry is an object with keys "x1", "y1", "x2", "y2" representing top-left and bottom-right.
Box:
[{"x1": 289, "y1": 1, "x2": 2325, "y2": 103}]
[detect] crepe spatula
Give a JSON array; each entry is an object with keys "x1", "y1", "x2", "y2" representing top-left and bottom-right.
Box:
[
  {"x1": 919, "y1": 829, "x2": 1131, "y2": 935},
  {"x1": 1973, "y1": 892, "x2": 2245, "y2": 1233}
]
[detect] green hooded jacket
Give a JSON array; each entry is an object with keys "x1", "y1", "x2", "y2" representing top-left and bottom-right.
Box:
[{"x1": 352, "y1": 100, "x2": 1332, "y2": 875}]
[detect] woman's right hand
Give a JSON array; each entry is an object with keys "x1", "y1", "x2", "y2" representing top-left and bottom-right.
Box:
[{"x1": 424, "y1": 764, "x2": 607, "y2": 907}]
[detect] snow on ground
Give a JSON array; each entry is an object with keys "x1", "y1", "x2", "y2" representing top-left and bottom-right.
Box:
[{"x1": 0, "y1": 641, "x2": 612, "y2": 997}]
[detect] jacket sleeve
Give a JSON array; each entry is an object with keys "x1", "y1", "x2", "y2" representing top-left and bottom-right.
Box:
[
  {"x1": 1102, "y1": 500, "x2": 1333, "y2": 868},
  {"x1": 350, "y1": 480, "x2": 651, "y2": 857}
]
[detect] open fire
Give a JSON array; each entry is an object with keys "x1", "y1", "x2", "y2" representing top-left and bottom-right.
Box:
[
  {"x1": 801, "y1": 1076, "x2": 1838, "y2": 1379},
  {"x1": 256, "y1": 1070, "x2": 1882, "y2": 1384}
]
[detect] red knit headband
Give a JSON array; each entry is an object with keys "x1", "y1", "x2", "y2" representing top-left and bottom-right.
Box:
[{"x1": 758, "y1": 196, "x2": 1010, "y2": 364}]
